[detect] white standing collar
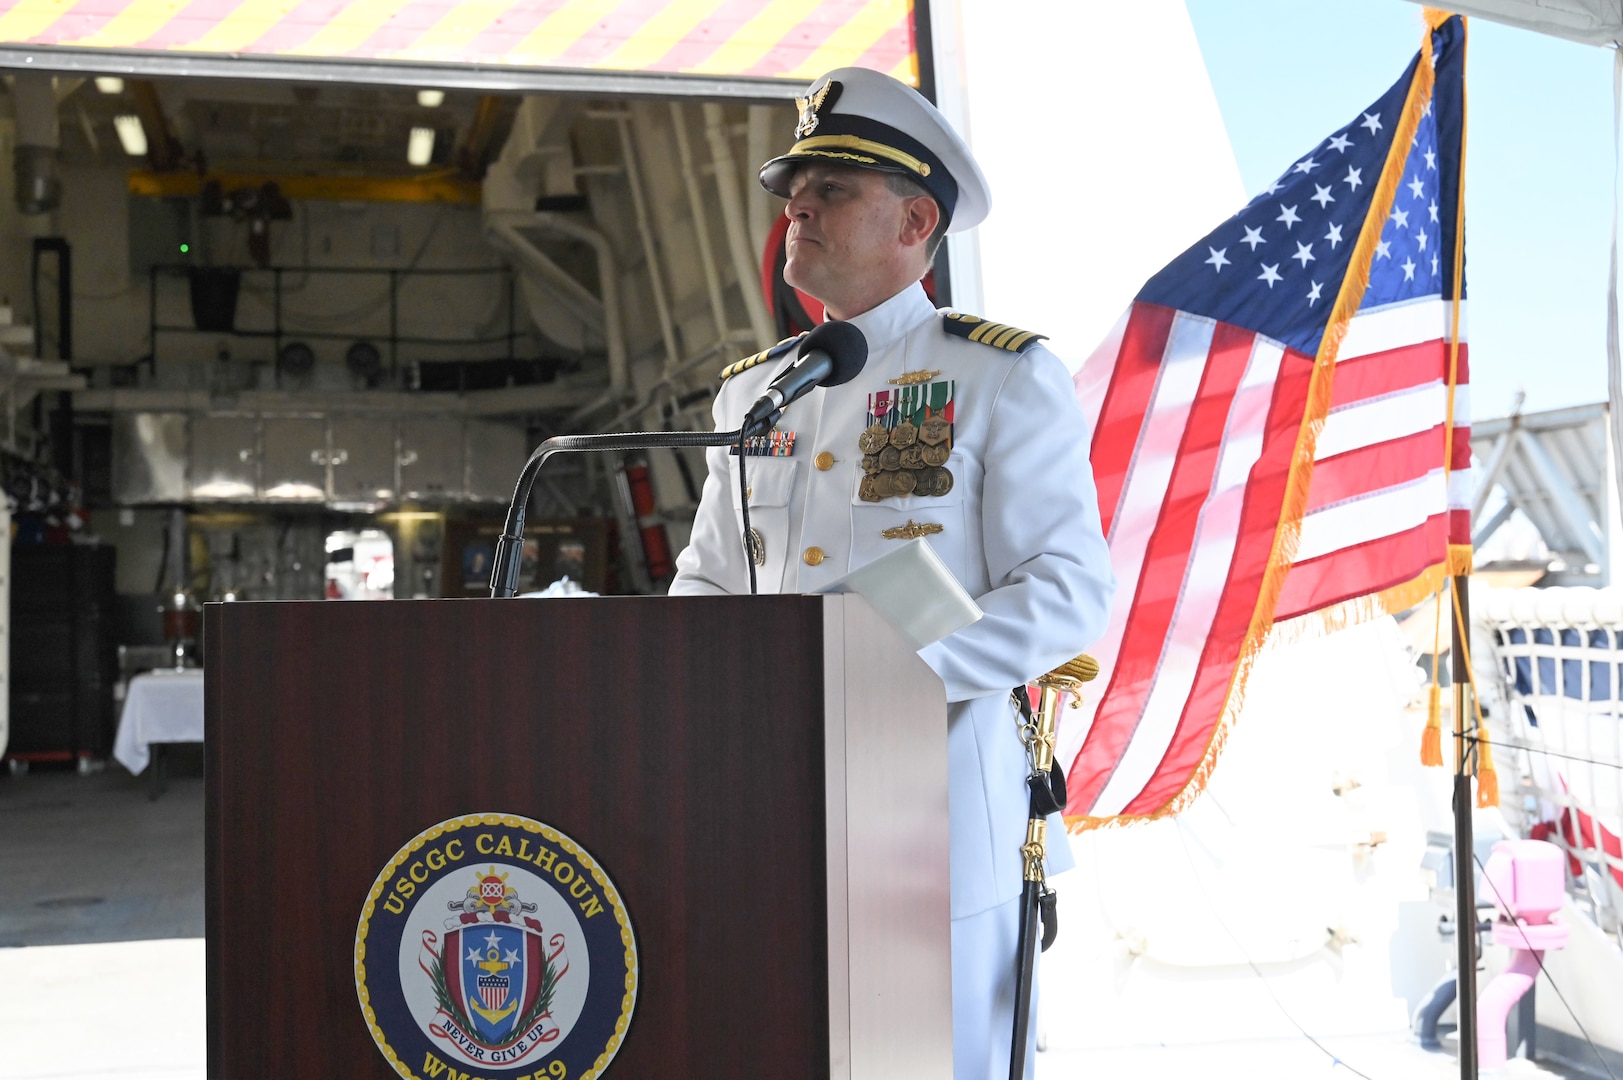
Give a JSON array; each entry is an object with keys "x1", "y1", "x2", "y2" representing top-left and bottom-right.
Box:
[{"x1": 839, "y1": 282, "x2": 937, "y2": 354}]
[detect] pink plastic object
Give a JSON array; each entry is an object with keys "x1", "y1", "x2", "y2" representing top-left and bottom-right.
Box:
[{"x1": 1478, "y1": 840, "x2": 1569, "y2": 1069}]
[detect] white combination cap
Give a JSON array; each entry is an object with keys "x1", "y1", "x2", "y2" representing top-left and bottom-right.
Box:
[{"x1": 758, "y1": 66, "x2": 991, "y2": 235}]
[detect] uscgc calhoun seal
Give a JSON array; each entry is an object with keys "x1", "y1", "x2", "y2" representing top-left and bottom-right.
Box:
[{"x1": 355, "y1": 813, "x2": 637, "y2": 1079}]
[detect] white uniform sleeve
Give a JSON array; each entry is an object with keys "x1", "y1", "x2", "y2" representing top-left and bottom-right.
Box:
[{"x1": 915, "y1": 346, "x2": 1115, "y2": 702}]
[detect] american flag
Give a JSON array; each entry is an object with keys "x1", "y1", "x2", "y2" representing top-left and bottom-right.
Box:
[{"x1": 1061, "y1": 13, "x2": 1471, "y2": 829}]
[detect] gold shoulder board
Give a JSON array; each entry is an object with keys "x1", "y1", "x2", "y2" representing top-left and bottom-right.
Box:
[
  {"x1": 942, "y1": 312, "x2": 1046, "y2": 353},
  {"x1": 719, "y1": 333, "x2": 806, "y2": 380}
]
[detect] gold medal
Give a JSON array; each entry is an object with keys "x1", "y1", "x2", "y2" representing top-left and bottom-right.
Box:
[
  {"x1": 893, "y1": 469, "x2": 918, "y2": 496},
  {"x1": 900, "y1": 445, "x2": 925, "y2": 470},
  {"x1": 858, "y1": 424, "x2": 889, "y2": 455},
  {"x1": 933, "y1": 467, "x2": 954, "y2": 496},
  {"x1": 921, "y1": 443, "x2": 950, "y2": 467},
  {"x1": 889, "y1": 421, "x2": 918, "y2": 449},
  {"x1": 874, "y1": 472, "x2": 896, "y2": 498},
  {"x1": 920, "y1": 416, "x2": 951, "y2": 446},
  {"x1": 879, "y1": 446, "x2": 902, "y2": 471},
  {"x1": 862, "y1": 454, "x2": 881, "y2": 475},
  {"x1": 859, "y1": 475, "x2": 882, "y2": 502}
]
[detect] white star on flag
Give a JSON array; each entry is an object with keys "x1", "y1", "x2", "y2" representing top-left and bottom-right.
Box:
[
  {"x1": 504, "y1": 948, "x2": 521, "y2": 963},
  {"x1": 1424, "y1": 147, "x2": 1437, "y2": 170},
  {"x1": 1401, "y1": 256, "x2": 1416, "y2": 281},
  {"x1": 1240, "y1": 226, "x2": 1265, "y2": 250},
  {"x1": 1417, "y1": 231, "x2": 1428, "y2": 251},
  {"x1": 1293, "y1": 157, "x2": 1319, "y2": 174},
  {"x1": 1360, "y1": 111, "x2": 1383, "y2": 133},
  {"x1": 1276, "y1": 204, "x2": 1301, "y2": 229},
  {"x1": 467, "y1": 946, "x2": 482, "y2": 962},
  {"x1": 1306, "y1": 280, "x2": 1323, "y2": 306},
  {"x1": 1327, "y1": 133, "x2": 1353, "y2": 153},
  {"x1": 1258, "y1": 263, "x2": 1282, "y2": 287},
  {"x1": 485, "y1": 931, "x2": 502, "y2": 947},
  {"x1": 1323, "y1": 222, "x2": 1343, "y2": 249},
  {"x1": 1407, "y1": 176, "x2": 1425, "y2": 198},
  {"x1": 1205, "y1": 247, "x2": 1230, "y2": 272},
  {"x1": 1292, "y1": 242, "x2": 1315, "y2": 267},
  {"x1": 1376, "y1": 239, "x2": 1392, "y2": 259},
  {"x1": 1391, "y1": 207, "x2": 1409, "y2": 229},
  {"x1": 1432, "y1": 254, "x2": 1441, "y2": 275},
  {"x1": 1429, "y1": 199, "x2": 1439, "y2": 222},
  {"x1": 1343, "y1": 166, "x2": 1362, "y2": 190},
  {"x1": 1311, "y1": 184, "x2": 1335, "y2": 208}
]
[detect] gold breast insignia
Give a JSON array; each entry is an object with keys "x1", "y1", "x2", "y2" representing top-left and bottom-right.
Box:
[
  {"x1": 888, "y1": 369, "x2": 942, "y2": 386},
  {"x1": 880, "y1": 520, "x2": 945, "y2": 540}
]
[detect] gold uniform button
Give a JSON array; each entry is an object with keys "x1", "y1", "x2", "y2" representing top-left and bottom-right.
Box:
[
  {"x1": 814, "y1": 451, "x2": 835, "y2": 471},
  {"x1": 803, "y1": 546, "x2": 825, "y2": 567}
]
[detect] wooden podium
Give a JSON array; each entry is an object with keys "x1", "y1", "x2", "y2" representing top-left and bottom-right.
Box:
[{"x1": 204, "y1": 595, "x2": 951, "y2": 1079}]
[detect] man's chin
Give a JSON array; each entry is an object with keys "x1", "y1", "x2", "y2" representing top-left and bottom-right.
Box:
[{"x1": 782, "y1": 261, "x2": 825, "y2": 301}]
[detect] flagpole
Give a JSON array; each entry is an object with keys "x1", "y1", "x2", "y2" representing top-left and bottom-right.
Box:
[
  {"x1": 1431, "y1": 8, "x2": 1477, "y2": 1076},
  {"x1": 1450, "y1": 573, "x2": 1478, "y2": 1080}
]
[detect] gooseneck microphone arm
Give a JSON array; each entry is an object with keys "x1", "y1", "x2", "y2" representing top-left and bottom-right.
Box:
[
  {"x1": 489, "y1": 429, "x2": 741, "y2": 598},
  {"x1": 491, "y1": 323, "x2": 868, "y2": 599}
]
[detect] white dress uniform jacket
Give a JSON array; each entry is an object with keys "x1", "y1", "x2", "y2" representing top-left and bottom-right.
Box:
[{"x1": 670, "y1": 281, "x2": 1113, "y2": 918}]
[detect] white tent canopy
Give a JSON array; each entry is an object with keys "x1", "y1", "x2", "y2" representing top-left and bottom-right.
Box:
[{"x1": 1406, "y1": 1, "x2": 1623, "y2": 47}]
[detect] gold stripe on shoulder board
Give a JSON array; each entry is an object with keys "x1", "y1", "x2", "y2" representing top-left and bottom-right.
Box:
[
  {"x1": 719, "y1": 333, "x2": 804, "y2": 380},
  {"x1": 944, "y1": 312, "x2": 1047, "y2": 354}
]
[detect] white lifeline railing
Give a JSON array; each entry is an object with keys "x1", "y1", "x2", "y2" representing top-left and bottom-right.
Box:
[{"x1": 1480, "y1": 586, "x2": 1623, "y2": 943}]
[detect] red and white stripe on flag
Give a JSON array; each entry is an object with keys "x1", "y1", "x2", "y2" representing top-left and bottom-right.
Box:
[{"x1": 1058, "y1": 13, "x2": 1472, "y2": 831}]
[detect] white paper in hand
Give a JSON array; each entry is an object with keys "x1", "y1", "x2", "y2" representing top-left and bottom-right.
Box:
[{"x1": 815, "y1": 537, "x2": 982, "y2": 648}]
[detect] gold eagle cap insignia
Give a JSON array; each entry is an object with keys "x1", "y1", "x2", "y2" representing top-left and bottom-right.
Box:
[{"x1": 794, "y1": 80, "x2": 842, "y2": 139}]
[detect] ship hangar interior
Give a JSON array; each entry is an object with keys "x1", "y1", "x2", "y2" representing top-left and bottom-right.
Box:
[{"x1": 0, "y1": 67, "x2": 811, "y2": 952}]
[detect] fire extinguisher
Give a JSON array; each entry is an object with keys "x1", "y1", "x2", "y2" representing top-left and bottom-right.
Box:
[{"x1": 623, "y1": 457, "x2": 673, "y2": 583}]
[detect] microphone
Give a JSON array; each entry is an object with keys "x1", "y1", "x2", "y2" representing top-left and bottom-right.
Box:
[{"x1": 741, "y1": 321, "x2": 869, "y2": 435}]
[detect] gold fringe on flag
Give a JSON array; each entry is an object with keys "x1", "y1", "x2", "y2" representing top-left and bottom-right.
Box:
[{"x1": 1267, "y1": 546, "x2": 1472, "y2": 647}]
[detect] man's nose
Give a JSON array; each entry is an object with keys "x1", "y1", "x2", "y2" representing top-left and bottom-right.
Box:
[{"x1": 785, "y1": 191, "x2": 813, "y2": 219}]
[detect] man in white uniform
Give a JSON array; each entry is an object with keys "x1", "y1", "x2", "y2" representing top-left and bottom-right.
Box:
[{"x1": 669, "y1": 66, "x2": 1114, "y2": 1078}]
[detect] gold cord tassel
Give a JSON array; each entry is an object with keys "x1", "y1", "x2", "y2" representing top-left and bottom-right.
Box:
[
  {"x1": 1421, "y1": 589, "x2": 1445, "y2": 767},
  {"x1": 1475, "y1": 721, "x2": 1499, "y2": 808},
  {"x1": 1422, "y1": 687, "x2": 1445, "y2": 767}
]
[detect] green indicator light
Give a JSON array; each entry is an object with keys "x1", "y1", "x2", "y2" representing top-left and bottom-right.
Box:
[{"x1": 179, "y1": 243, "x2": 189, "y2": 253}]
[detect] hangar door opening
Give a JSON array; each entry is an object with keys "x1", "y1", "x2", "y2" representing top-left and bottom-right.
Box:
[{"x1": 0, "y1": 0, "x2": 938, "y2": 606}]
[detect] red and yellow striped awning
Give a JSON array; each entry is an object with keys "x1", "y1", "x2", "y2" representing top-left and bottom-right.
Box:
[{"x1": 0, "y1": 0, "x2": 917, "y2": 85}]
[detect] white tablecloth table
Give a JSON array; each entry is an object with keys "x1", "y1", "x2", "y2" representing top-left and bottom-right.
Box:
[{"x1": 113, "y1": 669, "x2": 205, "y2": 775}]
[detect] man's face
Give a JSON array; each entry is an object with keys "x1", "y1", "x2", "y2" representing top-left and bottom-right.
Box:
[{"x1": 781, "y1": 163, "x2": 926, "y2": 319}]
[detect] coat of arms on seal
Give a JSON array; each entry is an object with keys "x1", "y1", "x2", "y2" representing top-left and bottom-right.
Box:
[{"x1": 355, "y1": 814, "x2": 637, "y2": 1079}]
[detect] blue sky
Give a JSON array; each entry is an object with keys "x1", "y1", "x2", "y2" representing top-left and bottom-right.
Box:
[{"x1": 1185, "y1": 0, "x2": 1617, "y2": 422}]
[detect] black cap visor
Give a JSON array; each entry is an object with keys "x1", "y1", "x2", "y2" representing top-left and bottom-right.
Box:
[{"x1": 757, "y1": 115, "x2": 959, "y2": 224}]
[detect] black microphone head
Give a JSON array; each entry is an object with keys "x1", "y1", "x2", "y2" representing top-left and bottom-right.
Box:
[{"x1": 797, "y1": 320, "x2": 868, "y2": 387}]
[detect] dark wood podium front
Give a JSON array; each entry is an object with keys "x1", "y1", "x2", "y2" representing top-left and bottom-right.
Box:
[{"x1": 205, "y1": 595, "x2": 950, "y2": 1079}]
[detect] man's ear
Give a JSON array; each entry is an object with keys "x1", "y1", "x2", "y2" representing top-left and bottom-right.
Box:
[{"x1": 900, "y1": 194, "x2": 940, "y2": 249}]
